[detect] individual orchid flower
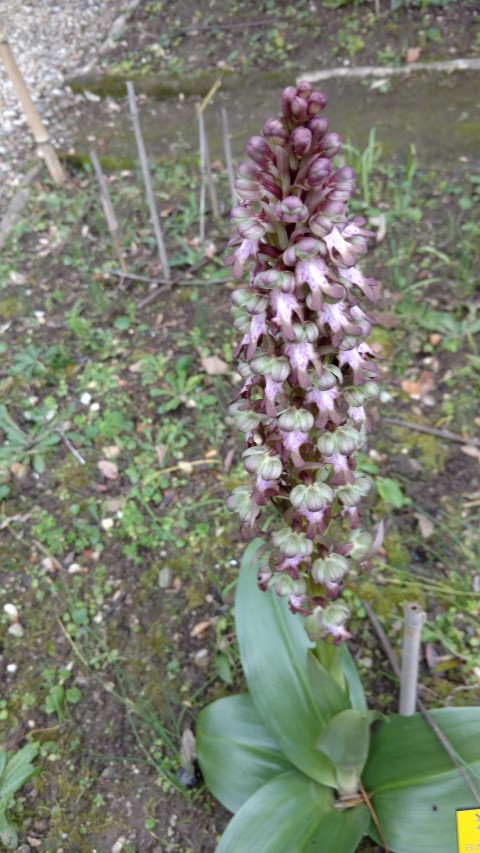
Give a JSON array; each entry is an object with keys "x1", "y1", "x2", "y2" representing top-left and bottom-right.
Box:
[{"x1": 227, "y1": 82, "x2": 382, "y2": 642}]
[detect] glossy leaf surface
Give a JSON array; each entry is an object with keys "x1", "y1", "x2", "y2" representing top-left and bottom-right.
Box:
[
  {"x1": 196, "y1": 693, "x2": 293, "y2": 814},
  {"x1": 363, "y1": 708, "x2": 480, "y2": 852},
  {"x1": 216, "y1": 769, "x2": 369, "y2": 853}
]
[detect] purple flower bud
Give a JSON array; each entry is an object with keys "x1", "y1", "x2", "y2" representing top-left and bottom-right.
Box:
[
  {"x1": 247, "y1": 135, "x2": 275, "y2": 166},
  {"x1": 263, "y1": 117, "x2": 289, "y2": 146},
  {"x1": 254, "y1": 269, "x2": 296, "y2": 293},
  {"x1": 320, "y1": 132, "x2": 342, "y2": 158},
  {"x1": 274, "y1": 195, "x2": 310, "y2": 223},
  {"x1": 305, "y1": 156, "x2": 333, "y2": 187},
  {"x1": 308, "y1": 116, "x2": 329, "y2": 148},
  {"x1": 272, "y1": 527, "x2": 313, "y2": 558},
  {"x1": 290, "y1": 127, "x2": 312, "y2": 158},
  {"x1": 307, "y1": 90, "x2": 327, "y2": 116}
]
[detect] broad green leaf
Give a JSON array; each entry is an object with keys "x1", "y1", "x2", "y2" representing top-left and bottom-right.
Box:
[
  {"x1": 0, "y1": 749, "x2": 7, "y2": 778},
  {"x1": 0, "y1": 744, "x2": 39, "y2": 800},
  {"x1": 363, "y1": 708, "x2": 480, "y2": 852},
  {"x1": 216, "y1": 770, "x2": 369, "y2": 853},
  {"x1": 196, "y1": 694, "x2": 293, "y2": 813},
  {"x1": 317, "y1": 710, "x2": 380, "y2": 794},
  {"x1": 236, "y1": 540, "x2": 337, "y2": 786}
]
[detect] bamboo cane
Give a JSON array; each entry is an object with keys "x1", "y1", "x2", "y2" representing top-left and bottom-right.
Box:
[
  {"x1": 0, "y1": 27, "x2": 66, "y2": 184},
  {"x1": 90, "y1": 150, "x2": 128, "y2": 274},
  {"x1": 126, "y1": 80, "x2": 170, "y2": 281},
  {"x1": 399, "y1": 602, "x2": 425, "y2": 716},
  {"x1": 198, "y1": 111, "x2": 207, "y2": 243},
  {"x1": 221, "y1": 107, "x2": 236, "y2": 206}
]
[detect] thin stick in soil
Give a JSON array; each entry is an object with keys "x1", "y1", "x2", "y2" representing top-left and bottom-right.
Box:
[
  {"x1": 126, "y1": 80, "x2": 171, "y2": 281},
  {"x1": 90, "y1": 150, "x2": 128, "y2": 274},
  {"x1": 381, "y1": 416, "x2": 480, "y2": 448},
  {"x1": 198, "y1": 110, "x2": 207, "y2": 243},
  {"x1": 221, "y1": 107, "x2": 236, "y2": 207}
]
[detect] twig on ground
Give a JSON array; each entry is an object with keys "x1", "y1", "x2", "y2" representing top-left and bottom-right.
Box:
[
  {"x1": 136, "y1": 248, "x2": 228, "y2": 309},
  {"x1": 381, "y1": 417, "x2": 480, "y2": 448},
  {"x1": 90, "y1": 150, "x2": 128, "y2": 274},
  {"x1": 362, "y1": 599, "x2": 480, "y2": 804},
  {"x1": 57, "y1": 425, "x2": 86, "y2": 466},
  {"x1": 126, "y1": 80, "x2": 170, "y2": 281},
  {"x1": 110, "y1": 269, "x2": 231, "y2": 287}
]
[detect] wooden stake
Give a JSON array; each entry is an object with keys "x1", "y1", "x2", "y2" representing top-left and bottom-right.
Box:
[
  {"x1": 203, "y1": 123, "x2": 219, "y2": 218},
  {"x1": 0, "y1": 27, "x2": 66, "y2": 184},
  {"x1": 90, "y1": 150, "x2": 128, "y2": 274},
  {"x1": 399, "y1": 602, "x2": 425, "y2": 717},
  {"x1": 198, "y1": 111, "x2": 207, "y2": 243},
  {"x1": 126, "y1": 80, "x2": 170, "y2": 281},
  {"x1": 221, "y1": 107, "x2": 236, "y2": 207}
]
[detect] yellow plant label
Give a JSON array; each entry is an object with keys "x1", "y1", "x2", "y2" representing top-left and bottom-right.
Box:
[{"x1": 456, "y1": 807, "x2": 480, "y2": 852}]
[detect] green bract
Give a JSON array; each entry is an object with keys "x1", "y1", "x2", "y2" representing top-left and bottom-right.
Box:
[{"x1": 197, "y1": 543, "x2": 480, "y2": 853}]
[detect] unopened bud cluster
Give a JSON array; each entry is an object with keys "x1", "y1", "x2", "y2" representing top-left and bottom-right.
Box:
[{"x1": 226, "y1": 83, "x2": 380, "y2": 643}]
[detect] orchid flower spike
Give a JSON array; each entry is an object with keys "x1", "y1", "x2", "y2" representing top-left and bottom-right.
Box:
[{"x1": 226, "y1": 82, "x2": 382, "y2": 643}]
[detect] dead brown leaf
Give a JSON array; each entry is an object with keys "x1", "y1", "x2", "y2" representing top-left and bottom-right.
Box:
[
  {"x1": 155, "y1": 444, "x2": 168, "y2": 465},
  {"x1": 201, "y1": 355, "x2": 229, "y2": 375},
  {"x1": 204, "y1": 241, "x2": 217, "y2": 259},
  {"x1": 97, "y1": 460, "x2": 119, "y2": 480},
  {"x1": 414, "y1": 512, "x2": 435, "y2": 539},
  {"x1": 406, "y1": 46, "x2": 421, "y2": 63},
  {"x1": 102, "y1": 445, "x2": 121, "y2": 460},
  {"x1": 180, "y1": 728, "x2": 196, "y2": 769},
  {"x1": 400, "y1": 370, "x2": 435, "y2": 399},
  {"x1": 460, "y1": 445, "x2": 480, "y2": 462},
  {"x1": 190, "y1": 619, "x2": 216, "y2": 638}
]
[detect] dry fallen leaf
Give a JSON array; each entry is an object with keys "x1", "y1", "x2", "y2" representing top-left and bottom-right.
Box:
[
  {"x1": 414, "y1": 512, "x2": 435, "y2": 539},
  {"x1": 155, "y1": 444, "x2": 168, "y2": 465},
  {"x1": 460, "y1": 445, "x2": 480, "y2": 462},
  {"x1": 180, "y1": 728, "x2": 196, "y2": 768},
  {"x1": 400, "y1": 370, "x2": 434, "y2": 400},
  {"x1": 190, "y1": 619, "x2": 216, "y2": 638},
  {"x1": 102, "y1": 445, "x2": 121, "y2": 460},
  {"x1": 201, "y1": 355, "x2": 229, "y2": 375},
  {"x1": 177, "y1": 460, "x2": 194, "y2": 475},
  {"x1": 97, "y1": 460, "x2": 119, "y2": 480},
  {"x1": 223, "y1": 447, "x2": 235, "y2": 472},
  {"x1": 204, "y1": 241, "x2": 217, "y2": 259},
  {"x1": 406, "y1": 46, "x2": 421, "y2": 63},
  {"x1": 204, "y1": 449, "x2": 217, "y2": 459}
]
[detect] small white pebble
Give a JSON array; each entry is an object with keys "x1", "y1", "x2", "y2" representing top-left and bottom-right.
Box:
[
  {"x1": 8, "y1": 623, "x2": 24, "y2": 637},
  {"x1": 67, "y1": 562, "x2": 82, "y2": 574},
  {"x1": 90, "y1": 402, "x2": 100, "y2": 412},
  {"x1": 6, "y1": 663, "x2": 18, "y2": 673},
  {"x1": 3, "y1": 603, "x2": 19, "y2": 620},
  {"x1": 80, "y1": 392, "x2": 91, "y2": 405},
  {"x1": 101, "y1": 518, "x2": 114, "y2": 531},
  {"x1": 93, "y1": 613, "x2": 103, "y2": 624}
]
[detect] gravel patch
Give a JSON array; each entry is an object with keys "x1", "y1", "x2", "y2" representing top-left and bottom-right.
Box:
[{"x1": 0, "y1": 0, "x2": 131, "y2": 207}]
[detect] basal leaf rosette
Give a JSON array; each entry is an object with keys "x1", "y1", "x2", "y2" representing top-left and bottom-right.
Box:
[{"x1": 226, "y1": 82, "x2": 381, "y2": 642}]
